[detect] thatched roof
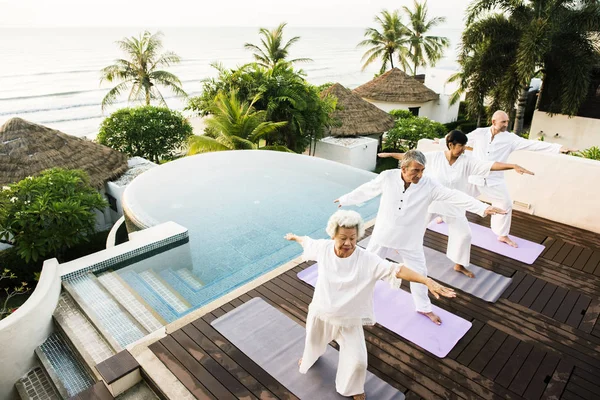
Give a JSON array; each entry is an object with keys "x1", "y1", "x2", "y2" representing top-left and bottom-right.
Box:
[
  {"x1": 353, "y1": 68, "x2": 439, "y2": 103},
  {"x1": 322, "y1": 83, "x2": 395, "y2": 137},
  {"x1": 0, "y1": 118, "x2": 128, "y2": 188}
]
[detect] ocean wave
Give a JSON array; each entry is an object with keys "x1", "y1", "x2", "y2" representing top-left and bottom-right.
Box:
[
  {"x1": 0, "y1": 68, "x2": 102, "y2": 79},
  {"x1": 0, "y1": 88, "x2": 107, "y2": 102}
]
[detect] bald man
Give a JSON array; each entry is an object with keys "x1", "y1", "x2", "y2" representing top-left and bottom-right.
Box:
[{"x1": 466, "y1": 110, "x2": 575, "y2": 247}]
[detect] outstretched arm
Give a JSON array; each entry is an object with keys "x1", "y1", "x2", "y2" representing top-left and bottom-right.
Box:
[
  {"x1": 431, "y1": 184, "x2": 506, "y2": 217},
  {"x1": 490, "y1": 162, "x2": 534, "y2": 175},
  {"x1": 334, "y1": 172, "x2": 385, "y2": 207},
  {"x1": 284, "y1": 233, "x2": 304, "y2": 245},
  {"x1": 395, "y1": 264, "x2": 455, "y2": 299},
  {"x1": 377, "y1": 152, "x2": 405, "y2": 160}
]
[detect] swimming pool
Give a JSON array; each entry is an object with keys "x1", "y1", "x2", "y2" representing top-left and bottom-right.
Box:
[{"x1": 120, "y1": 150, "x2": 381, "y2": 319}]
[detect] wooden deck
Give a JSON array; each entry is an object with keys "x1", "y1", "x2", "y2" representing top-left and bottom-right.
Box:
[{"x1": 148, "y1": 211, "x2": 600, "y2": 400}]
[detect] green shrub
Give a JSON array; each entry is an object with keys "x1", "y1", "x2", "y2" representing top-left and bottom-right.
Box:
[
  {"x1": 98, "y1": 105, "x2": 193, "y2": 163},
  {"x1": 384, "y1": 117, "x2": 446, "y2": 150},
  {"x1": 389, "y1": 109, "x2": 416, "y2": 120},
  {"x1": 573, "y1": 146, "x2": 600, "y2": 161},
  {"x1": 0, "y1": 168, "x2": 107, "y2": 262}
]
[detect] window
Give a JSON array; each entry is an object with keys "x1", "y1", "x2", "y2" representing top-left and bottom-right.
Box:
[{"x1": 408, "y1": 107, "x2": 420, "y2": 117}]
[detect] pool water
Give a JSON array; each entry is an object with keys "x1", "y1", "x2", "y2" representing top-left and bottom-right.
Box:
[{"x1": 120, "y1": 151, "x2": 382, "y2": 319}]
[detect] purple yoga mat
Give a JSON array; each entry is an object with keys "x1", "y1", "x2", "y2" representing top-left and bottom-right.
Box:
[
  {"x1": 427, "y1": 221, "x2": 545, "y2": 265},
  {"x1": 297, "y1": 264, "x2": 472, "y2": 358}
]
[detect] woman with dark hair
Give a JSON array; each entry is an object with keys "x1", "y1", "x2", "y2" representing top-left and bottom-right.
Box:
[{"x1": 378, "y1": 131, "x2": 533, "y2": 278}]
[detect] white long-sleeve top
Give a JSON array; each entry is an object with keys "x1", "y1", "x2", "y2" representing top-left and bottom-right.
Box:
[
  {"x1": 338, "y1": 170, "x2": 488, "y2": 250},
  {"x1": 467, "y1": 127, "x2": 561, "y2": 186},
  {"x1": 302, "y1": 237, "x2": 403, "y2": 326},
  {"x1": 424, "y1": 151, "x2": 494, "y2": 216}
]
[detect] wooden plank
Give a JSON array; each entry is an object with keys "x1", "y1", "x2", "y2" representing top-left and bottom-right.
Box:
[
  {"x1": 569, "y1": 373, "x2": 600, "y2": 399},
  {"x1": 573, "y1": 249, "x2": 594, "y2": 271},
  {"x1": 148, "y1": 341, "x2": 216, "y2": 400},
  {"x1": 565, "y1": 379, "x2": 597, "y2": 400},
  {"x1": 539, "y1": 358, "x2": 574, "y2": 400},
  {"x1": 541, "y1": 237, "x2": 556, "y2": 257},
  {"x1": 170, "y1": 329, "x2": 257, "y2": 400},
  {"x1": 501, "y1": 271, "x2": 527, "y2": 299},
  {"x1": 553, "y1": 291, "x2": 580, "y2": 323},
  {"x1": 522, "y1": 352, "x2": 560, "y2": 400},
  {"x1": 495, "y1": 341, "x2": 534, "y2": 388},
  {"x1": 508, "y1": 274, "x2": 537, "y2": 304},
  {"x1": 563, "y1": 246, "x2": 584, "y2": 267},
  {"x1": 543, "y1": 239, "x2": 565, "y2": 260},
  {"x1": 582, "y1": 251, "x2": 600, "y2": 274},
  {"x1": 554, "y1": 243, "x2": 575, "y2": 264},
  {"x1": 565, "y1": 295, "x2": 592, "y2": 329},
  {"x1": 468, "y1": 330, "x2": 508, "y2": 374},
  {"x1": 179, "y1": 324, "x2": 279, "y2": 400},
  {"x1": 529, "y1": 282, "x2": 557, "y2": 313},
  {"x1": 447, "y1": 320, "x2": 484, "y2": 360},
  {"x1": 456, "y1": 324, "x2": 496, "y2": 366},
  {"x1": 508, "y1": 346, "x2": 546, "y2": 395},
  {"x1": 159, "y1": 335, "x2": 237, "y2": 400},
  {"x1": 481, "y1": 336, "x2": 520, "y2": 380},
  {"x1": 541, "y1": 286, "x2": 569, "y2": 318},
  {"x1": 579, "y1": 299, "x2": 600, "y2": 334},
  {"x1": 519, "y1": 279, "x2": 547, "y2": 308},
  {"x1": 561, "y1": 389, "x2": 587, "y2": 400},
  {"x1": 193, "y1": 318, "x2": 300, "y2": 400}
]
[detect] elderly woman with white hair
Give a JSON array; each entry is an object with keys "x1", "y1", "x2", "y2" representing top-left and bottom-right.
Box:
[
  {"x1": 285, "y1": 210, "x2": 455, "y2": 400},
  {"x1": 335, "y1": 150, "x2": 505, "y2": 325}
]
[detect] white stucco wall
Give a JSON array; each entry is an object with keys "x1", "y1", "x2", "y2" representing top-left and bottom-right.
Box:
[
  {"x1": 424, "y1": 68, "x2": 461, "y2": 124},
  {"x1": 0, "y1": 259, "x2": 62, "y2": 400},
  {"x1": 530, "y1": 111, "x2": 600, "y2": 150},
  {"x1": 417, "y1": 139, "x2": 600, "y2": 234},
  {"x1": 313, "y1": 136, "x2": 379, "y2": 171}
]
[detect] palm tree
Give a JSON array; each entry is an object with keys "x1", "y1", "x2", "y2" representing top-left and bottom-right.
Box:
[
  {"x1": 462, "y1": 0, "x2": 600, "y2": 133},
  {"x1": 402, "y1": 0, "x2": 450, "y2": 76},
  {"x1": 244, "y1": 22, "x2": 312, "y2": 68},
  {"x1": 358, "y1": 10, "x2": 412, "y2": 74},
  {"x1": 100, "y1": 31, "x2": 187, "y2": 111},
  {"x1": 187, "y1": 90, "x2": 288, "y2": 154}
]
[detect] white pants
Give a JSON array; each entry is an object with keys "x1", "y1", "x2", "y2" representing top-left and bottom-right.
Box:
[
  {"x1": 299, "y1": 312, "x2": 368, "y2": 396},
  {"x1": 427, "y1": 203, "x2": 472, "y2": 267},
  {"x1": 477, "y1": 182, "x2": 512, "y2": 236},
  {"x1": 366, "y1": 241, "x2": 432, "y2": 313}
]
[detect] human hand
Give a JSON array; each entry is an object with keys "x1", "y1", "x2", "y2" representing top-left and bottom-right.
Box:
[
  {"x1": 560, "y1": 146, "x2": 577, "y2": 154},
  {"x1": 284, "y1": 233, "x2": 297, "y2": 241},
  {"x1": 484, "y1": 206, "x2": 507, "y2": 216},
  {"x1": 514, "y1": 165, "x2": 534, "y2": 175},
  {"x1": 426, "y1": 278, "x2": 456, "y2": 299},
  {"x1": 333, "y1": 199, "x2": 342, "y2": 208}
]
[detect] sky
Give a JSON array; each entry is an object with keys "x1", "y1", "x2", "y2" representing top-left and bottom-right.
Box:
[{"x1": 0, "y1": 0, "x2": 472, "y2": 29}]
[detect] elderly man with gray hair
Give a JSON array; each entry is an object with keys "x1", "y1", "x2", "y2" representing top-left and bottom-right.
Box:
[
  {"x1": 335, "y1": 150, "x2": 505, "y2": 325},
  {"x1": 285, "y1": 210, "x2": 455, "y2": 400}
]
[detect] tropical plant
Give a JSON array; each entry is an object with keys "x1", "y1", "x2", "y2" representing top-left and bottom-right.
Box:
[
  {"x1": 358, "y1": 10, "x2": 412, "y2": 74},
  {"x1": 0, "y1": 169, "x2": 107, "y2": 262},
  {"x1": 97, "y1": 105, "x2": 193, "y2": 163},
  {"x1": 187, "y1": 90, "x2": 288, "y2": 154},
  {"x1": 0, "y1": 269, "x2": 31, "y2": 320},
  {"x1": 384, "y1": 116, "x2": 446, "y2": 150},
  {"x1": 456, "y1": 0, "x2": 600, "y2": 133},
  {"x1": 244, "y1": 22, "x2": 312, "y2": 68},
  {"x1": 402, "y1": 0, "x2": 450, "y2": 76},
  {"x1": 573, "y1": 146, "x2": 600, "y2": 161},
  {"x1": 389, "y1": 109, "x2": 416, "y2": 120},
  {"x1": 100, "y1": 31, "x2": 187, "y2": 111},
  {"x1": 186, "y1": 62, "x2": 335, "y2": 153}
]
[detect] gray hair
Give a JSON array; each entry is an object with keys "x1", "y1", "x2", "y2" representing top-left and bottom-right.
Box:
[
  {"x1": 325, "y1": 210, "x2": 365, "y2": 239},
  {"x1": 400, "y1": 149, "x2": 427, "y2": 168}
]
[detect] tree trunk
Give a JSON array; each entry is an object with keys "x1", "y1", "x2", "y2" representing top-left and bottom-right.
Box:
[
  {"x1": 389, "y1": 53, "x2": 394, "y2": 70},
  {"x1": 145, "y1": 87, "x2": 151, "y2": 105},
  {"x1": 514, "y1": 86, "x2": 529, "y2": 135}
]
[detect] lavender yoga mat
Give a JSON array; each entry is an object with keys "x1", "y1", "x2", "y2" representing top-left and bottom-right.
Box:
[
  {"x1": 427, "y1": 221, "x2": 545, "y2": 264},
  {"x1": 297, "y1": 264, "x2": 472, "y2": 358}
]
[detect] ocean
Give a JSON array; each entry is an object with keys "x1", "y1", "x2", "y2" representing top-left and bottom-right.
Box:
[{"x1": 0, "y1": 26, "x2": 461, "y2": 138}]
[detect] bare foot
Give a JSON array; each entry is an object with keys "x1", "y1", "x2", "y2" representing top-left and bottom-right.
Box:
[
  {"x1": 418, "y1": 311, "x2": 442, "y2": 325},
  {"x1": 298, "y1": 358, "x2": 302, "y2": 367},
  {"x1": 353, "y1": 394, "x2": 366, "y2": 400},
  {"x1": 435, "y1": 216, "x2": 443, "y2": 224},
  {"x1": 498, "y1": 235, "x2": 518, "y2": 248},
  {"x1": 454, "y1": 264, "x2": 475, "y2": 278}
]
